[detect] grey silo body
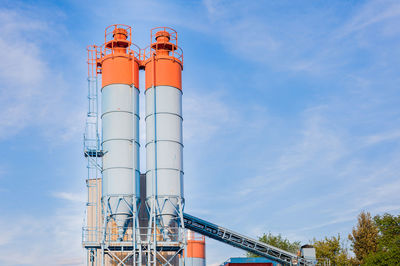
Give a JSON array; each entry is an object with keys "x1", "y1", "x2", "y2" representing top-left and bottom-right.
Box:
[
  {"x1": 102, "y1": 83, "x2": 140, "y2": 237},
  {"x1": 145, "y1": 85, "x2": 184, "y2": 228}
]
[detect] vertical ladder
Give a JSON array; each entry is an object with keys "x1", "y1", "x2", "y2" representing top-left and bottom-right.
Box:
[{"x1": 83, "y1": 45, "x2": 103, "y2": 265}]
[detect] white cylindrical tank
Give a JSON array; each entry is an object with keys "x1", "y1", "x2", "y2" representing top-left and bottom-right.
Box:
[
  {"x1": 144, "y1": 28, "x2": 184, "y2": 232},
  {"x1": 99, "y1": 25, "x2": 140, "y2": 240},
  {"x1": 102, "y1": 84, "x2": 139, "y2": 233},
  {"x1": 145, "y1": 85, "x2": 183, "y2": 228}
]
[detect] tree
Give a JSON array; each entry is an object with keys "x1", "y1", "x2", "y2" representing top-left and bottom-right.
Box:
[
  {"x1": 348, "y1": 211, "x2": 378, "y2": 264},
  {"x1": 247, "y1": 233, "x2": 301, "y2": 257},
  {"x1": 364, "y1": 213, "x2": 400, "y2": 265},
  {"x1": 312, "y1": 234, "x2": 351, "y2": 265}
]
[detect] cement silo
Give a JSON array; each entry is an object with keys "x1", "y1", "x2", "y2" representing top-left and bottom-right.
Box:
[
  {"x1": 143, "y1": 27, "x2": 184, "y2": 238},
  {"x1": 98, "y1": 25, "x2": 140, "y2": 240}
]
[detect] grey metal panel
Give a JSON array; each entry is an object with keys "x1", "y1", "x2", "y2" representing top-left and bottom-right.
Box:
[
  {"x1": 145, "y1": 85, "x2": 182, "y2": 117},
  {"x1": 102, "y1": 112, "x2": 133, "y2": 141},
  {"x1": 102, "y1": 140, "x2": 133, "y2": 169},
  {"x1": 145, "y1": 85, "x2": 184, "y2": 228},
  {"x1": 101, "y1": 84, "x2": 139, "y2": 232},
  {"x1": 146, "y1": 141, "x2": 183, "y2": 173},
  {"x1": 102, "y1": 84, "x2": 133, "y2": 113},
  {"x1": 185, "y1": 258, "x2": 206, "y2": 266}
]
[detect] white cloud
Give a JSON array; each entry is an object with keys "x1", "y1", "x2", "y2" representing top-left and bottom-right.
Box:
[
  {"x1": 202, "y1": 0, "x2": 280, "y2": 64},
  {"x1": 236, "y1": 105, "x2": 348, "y2": 198},
  {"x1": 0, "y1": 7, "x2": 85, "y2": 143},
  {"x1": 364, "y1": 129, "x2": 400, "y2": 145},
  {"x1": 337, "y1": 0, "x2": 400, "y2": 38},
  {"x1": 200, "y1": 0, "x2": 400, "y2": 78},
  {"x1": 183, "y1": 90, "x2": 239, "y2": 143},
  {"x1": 207, "y1": 90, "x2": 400, "y2": 244},
  {"x1": 0, "y1": 203, "x2": 85, "y2": 265},
  {"x1": 53, "y1": 191, "x2": 86, "y2": 203}
]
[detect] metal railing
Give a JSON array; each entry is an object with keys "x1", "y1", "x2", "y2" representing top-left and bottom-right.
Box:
[{"x1": 82, "y1": 226, "x2": 185, "y2": 246}]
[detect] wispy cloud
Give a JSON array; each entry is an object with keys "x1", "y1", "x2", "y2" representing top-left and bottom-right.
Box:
[
  {"x1": 0, "y1": 6, "x2": 85, "y2": 143},
  {"x1": 0, "y1": 203, "x2": 84, "y2": 265},
  {"x1": 364, "y1": 129, "x2": 400, "y2": 145},
  {"x1": 184, "y1": 90, "x2": 239, "y2": 142},
  {"x1": 52, "y1": 191, "x2": 86, "y2": 203},
  {"x1": 235, "y1": 105, "x2": 348, "y2": 199},
  {"x1": 337, "y1": 0, "x2": 400, "y2": 38}
]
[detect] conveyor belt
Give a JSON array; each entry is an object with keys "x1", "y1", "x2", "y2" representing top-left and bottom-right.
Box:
[{"x1": 183, "y1": 213, "x2": 315, "y2": 266}]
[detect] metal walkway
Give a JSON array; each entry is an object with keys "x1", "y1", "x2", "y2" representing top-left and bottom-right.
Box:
[{"x1": 183, "y1": 213, "x2": 316, "y2": 266}]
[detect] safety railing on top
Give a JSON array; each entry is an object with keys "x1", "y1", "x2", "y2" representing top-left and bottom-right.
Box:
[
  {"x1": 187, "y1": 231, "x2": 205, "y2": 241},
  {"x1": 151, "y1": 27, "x2": 178, "y2": 46},
  {"x1": 92, "y1": 24, "x2": 141, "y2": 75},
  {"x1": 140, "y1": 26, "x2": 183, "y2": 63},
  {"x1": 102, "y1": 43, "x2": 141, "y2": 60},
  {"x1": 140, "y1": 44, "x2": 183, "y2": 63},
  {"x1": 104, "y1": 24, "x2": 132, "y2": 44},
  {"x1": 103, "y1": 24, "x2": 139, "y2": 58},
  {"x1": 90, "y1": 26, "x2": 183, "y2": 73}
]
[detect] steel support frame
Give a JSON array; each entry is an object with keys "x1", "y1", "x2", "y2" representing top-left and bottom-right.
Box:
[
  {"x1": 143, "y1": 196, "x2": 186, "y2": 265},
  {"x1": 100, "y1": 195, "x2": 139, "y2": 266}
]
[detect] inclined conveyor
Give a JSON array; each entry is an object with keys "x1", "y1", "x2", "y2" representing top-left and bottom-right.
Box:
[{"x1": 183, "y1": 213, "x2": 316, "y2": 266}]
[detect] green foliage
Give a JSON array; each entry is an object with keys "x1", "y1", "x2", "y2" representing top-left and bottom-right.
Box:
[
  {"x1": 312, "y1": 234, "x2": 351, "y2": 265},
  {"x1": 247, "y1": 212, "x2": 400, "y2": 265},
  {"x1": 364, "y1": 213, "x2": 400, "y2": 265},
  {"x1": 247, "y1": 233, "x2": 301, "y2": 257},
  {"x1": 348, "y1": 211, "x2": 378, "y2": 264}
]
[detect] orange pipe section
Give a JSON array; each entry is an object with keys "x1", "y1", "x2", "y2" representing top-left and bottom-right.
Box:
[{"x1": 185, "y1": 240, "x2": 206, "y2": 258}]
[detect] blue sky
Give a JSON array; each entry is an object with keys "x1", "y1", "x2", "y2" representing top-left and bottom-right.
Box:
[{"x1": 1, "y1": 0, "x2": 400, "y2": 265}]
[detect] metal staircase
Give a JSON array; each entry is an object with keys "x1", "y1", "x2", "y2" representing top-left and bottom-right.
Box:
[{"x1": 183, "y1": 213, "x2": 316, "y2": 266}]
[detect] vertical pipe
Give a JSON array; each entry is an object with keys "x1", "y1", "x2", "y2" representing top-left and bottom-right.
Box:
[{"x1": 152, "y1": 53, "x2": 157, "y2": 265}]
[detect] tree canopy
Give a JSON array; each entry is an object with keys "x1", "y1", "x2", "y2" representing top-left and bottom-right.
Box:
[
  {"x1": 247, "y1": 233, "x2": 301, "y2": 257},
  {"x1": 312, "y1": 234, "x2": 351, "y2": 265},
  {"x1": 348, "y1": 211, "x2": 378, "y2": 264},
  {"x1": 247, "y1": 212, "x2": 400, "y2": 265},
  {"x1": 364, "y1": 213, "x2": 400, "y2": 265}
]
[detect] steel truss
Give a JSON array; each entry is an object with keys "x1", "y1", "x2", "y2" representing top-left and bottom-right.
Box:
[
  {"x1": 143, "y1": 195, "x2": 186, "y2": 265},
  {"x1": 183, "y1": 213, "x2": 317, "y2": 266}
]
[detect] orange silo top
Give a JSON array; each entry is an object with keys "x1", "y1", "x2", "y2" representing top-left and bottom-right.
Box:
[
  {"x1": 97, "y1": 24, "x2": 140, "y2": 88},
  {"x1": 142, "y1": 27, "x2": 183, "y2": 90}
]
